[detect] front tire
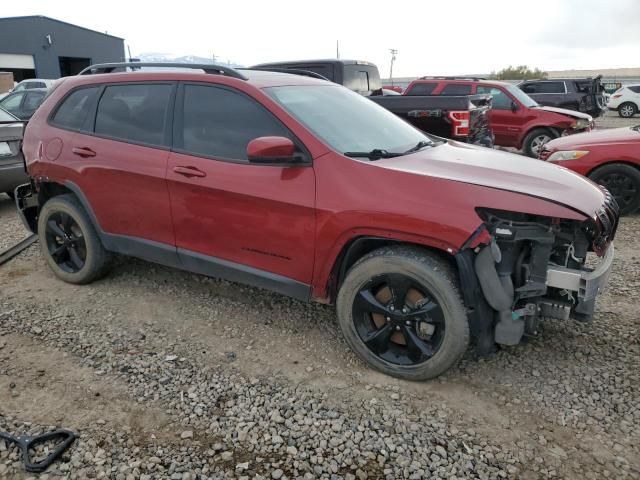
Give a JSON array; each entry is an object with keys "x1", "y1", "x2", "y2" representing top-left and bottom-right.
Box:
[
  {"x1": 37, "y1": 194, "x2": 111, "y2": 284},
  {"x1": 523, "y1": 128, "x2": 555, "y2": 158},
  {"x1": 589, "y1": 164, "x2": 640, "y2": 215},
  {"x1": 336, "y1": 246, "x2": 470, "y2": 381},
  {"x1": 618, "y1": 102, "x2": 637, "y2": 118}
]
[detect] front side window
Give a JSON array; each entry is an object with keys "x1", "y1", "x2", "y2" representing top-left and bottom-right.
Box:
[
  {"x1": 95, "y1": 83, "x2": 172, "y2": 146},
  {"x1": 267, "y1": 85, "x2": 431, "y2": 154},
  {"x1": 51, "y1": 87, "x2": 100, "y2": 130},
  {"x1": 179, "y1": 84, "x2": 291, "y2": 161},
  {"x1": 521, "y1": 82, "x2": 540, "y2": 94},
  {"x1": 477, "y1": 86, "x2": 512, "y2": 110}
]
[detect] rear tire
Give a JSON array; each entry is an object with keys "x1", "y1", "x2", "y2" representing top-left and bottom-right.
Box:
[
  {"x1": 336, "y1": 246, "x2": 470, "y2": 381},
  {"x1": 618, "y1": 102, "x2": 637, "y2": 118},
  {"x1": 37, "y1": 194, "x2": 112, "y2": 284},
  {"x1": 523, "y1": 128, "x2": 556, "y2": 158},
  {"x1": 589, "y1": 163, "x2": 640, "y2": 215}
]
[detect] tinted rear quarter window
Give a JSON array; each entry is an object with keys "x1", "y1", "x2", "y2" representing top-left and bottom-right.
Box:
[
  {"x1": 95, "y1": 84, "x2": 172, "y2": 146},
  {"x1": 629, "y1": 86, "x2": 640, "y2": 94},
  {"x1": 51, "y1": 87, "x2": 100, "y2": 131},
  {"x1": 521, "y1": 83, "x2": 539, "y2": 94},
  {"x1": 406, "y1": 83, "x2": 437, "y2": 96},
  {"x1": 440, "y1": 84, "x2": 473, "y2": 96},
  {"x1": 179, "y1": 84, "x2": 290, "y2": 161}
]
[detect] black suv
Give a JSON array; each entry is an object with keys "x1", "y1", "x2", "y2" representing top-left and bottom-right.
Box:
[{"x1": 519, "y1": 77, "x2": 606, "y2": 117}]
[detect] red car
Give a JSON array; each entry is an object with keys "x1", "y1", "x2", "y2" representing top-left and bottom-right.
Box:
[
  {"x1": 404, "y1": 78, "x2": 594, "y2": 157},
  {"x1": 541, "y1": 125, "x2": 640, "y2": 214},
  {"x1": 16, "y1": 62, "x2": 618, "y2": 380}
]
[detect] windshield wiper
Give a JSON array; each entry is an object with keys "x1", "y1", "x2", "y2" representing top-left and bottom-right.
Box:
[
  {"x1": 403, "y1": 140, "x2": 433, "y2": 154},
  {"x1": 344, "y1": 149, "x2": 403, "y2": 160}
]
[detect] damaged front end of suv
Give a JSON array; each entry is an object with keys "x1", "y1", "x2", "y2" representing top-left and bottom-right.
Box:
[{"x1": 458, "y1": 189, "x2": 619, "y2": 351}]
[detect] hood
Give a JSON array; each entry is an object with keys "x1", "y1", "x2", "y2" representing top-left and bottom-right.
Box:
[
  {"x1": 375, "y1": 141, "x2": 605, "y2": 218},
  {"x1": 536, "y1": 105, "x2": 593, "y2": 121},
  {"x1": 0, "y1": 123, "x2": 23, "y2": 142},
  {"x1": 545, "y1": 126, "x2": 640, "y2": 150}
]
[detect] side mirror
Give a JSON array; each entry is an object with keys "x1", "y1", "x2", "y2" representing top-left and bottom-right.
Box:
[
  {"x1": 247, "y1": 136, "x2": 298, "y2": 164},
  {"x1": 511, "y1": 101, "x2": 519, "y2": 113}
]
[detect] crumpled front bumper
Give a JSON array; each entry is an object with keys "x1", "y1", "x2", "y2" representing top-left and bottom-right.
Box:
[{"x1": 546, "y1": 243, "x2": 615, "y2": 317}]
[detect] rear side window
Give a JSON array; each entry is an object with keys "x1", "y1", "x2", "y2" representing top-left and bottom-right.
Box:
[
  {"x1": 540, "y1": 82, "x2": 565, "y2": 93},
  {"x1": 51, "y1": 87, "x2": 100, "y2": 131},
  {"x1": 440, "y1": 84, "x2": 472, "y2": 96},
  {"x1": 178, "y1": 84, "x2": 290, "y2": 161},
  {"x1": 24, "y1": 91, "x2": 45, "y2": 110},
  {"x1": 95, "y1": 84, "x2": 172, "y2": 146},
  {"x1": 629, "y1": 86, "x2": 640, "y2": 94},
  {"x1": 406, "y1": 83, "x2": 437, "y2": 96},
  {"x1": 30, "y1": 82, "x2": 47, "y2": 89}
]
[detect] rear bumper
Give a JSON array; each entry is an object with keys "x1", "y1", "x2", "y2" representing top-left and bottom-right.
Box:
[
  {"x1": 15, "y1": 182, "x2": 38, "y2": 233},
  {"x1": 0, "y1": 162, "x2": 28, "y2": 193}
]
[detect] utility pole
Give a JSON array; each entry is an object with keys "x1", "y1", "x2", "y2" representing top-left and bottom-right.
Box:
[
  {"x1": 336, "y1": 40, "x2": 340, "y2": 59},
  {"x1": 389, "y1": 49, "x2": 398, "y2": 85}
]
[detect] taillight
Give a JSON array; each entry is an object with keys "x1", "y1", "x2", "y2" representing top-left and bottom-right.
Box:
[
  {"x1": 612, "y1": 94, "x2": 622, "y2": 98},
  {"x1": 448, "y1": 111, "x2": 470, "y2": 136}
]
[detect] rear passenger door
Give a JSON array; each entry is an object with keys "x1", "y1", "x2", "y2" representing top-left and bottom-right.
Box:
[
  {"x1": 57, "y1": 82, "x2": 177, "y2": 259},
  {"x1": 166, "y1": 83, "x2": 316, "y2": 293}
]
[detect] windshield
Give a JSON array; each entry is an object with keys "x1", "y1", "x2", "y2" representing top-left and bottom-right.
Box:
[
  {"x1": 0, "y1": 107, "x2": 18, "y2": 122},
  {"x1": 506, "y1": 84, "x2": 539, "y2": 108},
  {"x1": 266, "y1": 85, "x2": 432, "y2": 155}
]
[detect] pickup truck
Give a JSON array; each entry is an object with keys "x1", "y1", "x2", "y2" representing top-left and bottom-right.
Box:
[
  {"x1": 252, "y1": 60, "x2": 493, "y2": 146},
  {"x1": 369, "y1": 94, "x2": 493, "y2": 146},
  {"x1": 404, "y1": 77, "x2": 594, "y2": 157},
  {"x1": 518, "y1": 77, "x2": 606, "y2": 118}
]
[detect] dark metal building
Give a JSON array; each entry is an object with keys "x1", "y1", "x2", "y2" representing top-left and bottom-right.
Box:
[{"x1": 0, "y1": 16, "x2": 125, "y2": 81}]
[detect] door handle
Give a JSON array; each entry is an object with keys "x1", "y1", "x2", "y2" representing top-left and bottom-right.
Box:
[
  {"x1": 71, "y1": 147, "x2": 96, "y2": 158},
  {"x1": 173, "y1": 166, "x2": 207, "y2": 178}
]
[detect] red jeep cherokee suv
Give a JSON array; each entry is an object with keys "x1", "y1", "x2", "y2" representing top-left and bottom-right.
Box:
[
  {"x1": 405, "y1": 78, "x2": 594, "y2": 157},
  {"x1": 16, "y1": 63, "x2": 618, "y2": 380}
]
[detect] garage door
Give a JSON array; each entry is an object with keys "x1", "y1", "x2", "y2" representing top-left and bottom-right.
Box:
[{"x1": 0, "y1": 53, "x2": 35, "y2": 69}]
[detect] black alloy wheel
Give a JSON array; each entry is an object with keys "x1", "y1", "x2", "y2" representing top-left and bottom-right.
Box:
[
  {"x1": 44, "y1": 211, "x2": 87, "y2": 273},
  {"x1": 352, "y1": 273, "x2": 445, "y2": 366},
  {"x1": 597, "y1": 172, "x2": 638, "y2": 213}
]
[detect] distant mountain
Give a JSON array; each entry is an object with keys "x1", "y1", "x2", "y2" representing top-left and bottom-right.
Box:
[{"x1": 137, "y1": 52, "x2": 244, "y2": 68}]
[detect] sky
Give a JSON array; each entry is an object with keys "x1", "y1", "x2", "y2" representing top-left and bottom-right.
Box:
[{"x1": 3, "y1": 0, "x2": 640, "y2": 77}]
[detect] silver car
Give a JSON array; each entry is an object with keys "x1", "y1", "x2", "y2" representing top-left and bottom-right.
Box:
[{"x1": 0, "y1": 107, "x2": 27, "y2": 199}]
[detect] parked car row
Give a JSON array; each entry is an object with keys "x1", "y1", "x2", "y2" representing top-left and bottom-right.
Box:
[{"x1": 13, "y1": 61, "x2": 619, "y2": 381}]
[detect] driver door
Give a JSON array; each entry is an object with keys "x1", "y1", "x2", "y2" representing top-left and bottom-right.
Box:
[{"x1": 167, "y1": 83, "x2": 316, "y2": 296}]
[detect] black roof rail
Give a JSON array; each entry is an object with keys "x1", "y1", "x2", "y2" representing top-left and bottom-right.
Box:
[
  {"x1": 418, "y1": 76, "x2": 487, "y2": 81},
  {"x1": 78, "y1": 62, "x2": 248, "y2": 80},
  {"x1": 243, "y1": 67, "x2": 330, "y2": 81}
]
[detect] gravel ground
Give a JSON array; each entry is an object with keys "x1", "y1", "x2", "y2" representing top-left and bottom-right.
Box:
[
  {"x1": 0, "y1": 193, "x2": 638, "y2": 480},
  {"x1": 596, "y1": 110, "x2": 639, "y2": 129}
]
